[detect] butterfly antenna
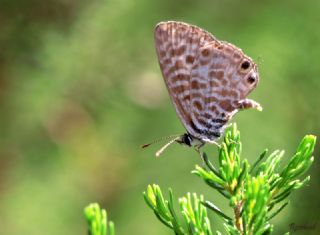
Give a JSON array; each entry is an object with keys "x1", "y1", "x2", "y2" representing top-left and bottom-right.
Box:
[
  {"x1": 141, "y1": 134, "x2": 181, "y2": 148},
  {"x1": 155, "y1": 136, "x2": 181, "y2": 157}
]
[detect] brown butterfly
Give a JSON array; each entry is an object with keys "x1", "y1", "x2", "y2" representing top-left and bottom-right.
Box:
[{"x1": 143, "y1": 21, "x2": 262, "y2": 156}]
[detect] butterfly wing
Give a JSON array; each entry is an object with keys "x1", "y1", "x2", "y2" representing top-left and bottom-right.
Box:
[
  {"x1": 189, "y1": 41, "x2": 260, "y2": 142},
  {"x1": 154, "y1": 21, "x2": 217, "y2": 136}
]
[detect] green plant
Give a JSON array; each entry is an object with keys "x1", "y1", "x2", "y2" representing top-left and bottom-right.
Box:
[
  {"x1": 144, "y1": 185, "x2": 213, "y2": 235},
  {"x1": 84, "y1": 203, "x2": 115, "y2": 235},
  {"x1": 83, "y1": 123, "x2": 316, "y2": 235},
  {"x1": 143, "y1": 123, "x2": 316, "y2": 234}
]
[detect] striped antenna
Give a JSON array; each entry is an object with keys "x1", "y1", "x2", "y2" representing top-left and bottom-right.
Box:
[
  {"x1": 141, "y1": 134, "x2": 181, "y2": 149},
  {"x1": 155, "y1": 136, "x2": 181, "y2": 157}
]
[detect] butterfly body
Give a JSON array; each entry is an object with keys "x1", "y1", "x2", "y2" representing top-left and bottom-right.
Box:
[{"x1": 154, "y1": 21, "x2": 261, "y2": 151}]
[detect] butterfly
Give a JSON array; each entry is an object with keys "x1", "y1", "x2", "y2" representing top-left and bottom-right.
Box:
[{"x1": 143, "y1": 21, "x2": 262, "y2": 156}]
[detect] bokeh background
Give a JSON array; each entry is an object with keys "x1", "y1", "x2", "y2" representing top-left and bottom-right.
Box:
[{"x1": 0, "y1": 0, "x2": 319, "y2": 234}]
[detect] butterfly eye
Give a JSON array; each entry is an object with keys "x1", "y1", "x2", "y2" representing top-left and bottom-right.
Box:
[
  {"x1": 240, "y1": 60, "x2": 251, "y2": 71},
  {"x1": 247, "y1": 76, "x2": 256, "y2": 84}
]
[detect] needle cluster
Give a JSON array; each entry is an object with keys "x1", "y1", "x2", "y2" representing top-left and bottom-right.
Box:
[
  {"x1": 144, "y1": 123, "x2": 316, "y2": 235},
  {"x1": 84, "y1": 123, "x2": 316, "y2": 235}
]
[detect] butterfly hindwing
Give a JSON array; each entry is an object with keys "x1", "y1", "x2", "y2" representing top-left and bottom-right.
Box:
[
  {"x1": 154, "y1": 21, "x2": 216, "y2": 137},
  {"x1": 189, "y1": 41, "x2": 260, "y2": 141}
]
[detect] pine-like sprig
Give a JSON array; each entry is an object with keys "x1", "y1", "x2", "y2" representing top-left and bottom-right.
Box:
[{"x1": 84, "y1": 123, "x2": 316, "y2": 235}]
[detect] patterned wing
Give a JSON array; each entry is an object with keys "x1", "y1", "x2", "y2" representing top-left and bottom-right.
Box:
[
  {"x1": 154, "y1": 21, "x2": 217, "y2": 137},
  {"x1": 189, "y1": 41, "x2": 260, "y2": 142}
]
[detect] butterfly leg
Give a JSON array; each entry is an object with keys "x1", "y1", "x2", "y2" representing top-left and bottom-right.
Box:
[
  {"x1": 194, "y1": 142, "x2": 205, "y2": 151},
  {"x1": 211, "y1": 140, "x2": 221, "y2": 148},
  {"x1": 237, "y1": 99, "x2": 262, "y2": 111},
  {"x1": 194, "y1": 147, "x2": 206, "y2": 167},
  {"x1": 194, "y1": 144, "x2": 206, "y2": 165}
]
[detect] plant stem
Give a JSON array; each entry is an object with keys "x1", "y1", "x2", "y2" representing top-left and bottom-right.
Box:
[{"x1": 234, "y1": 201, "x2": 243, "y2": 234}]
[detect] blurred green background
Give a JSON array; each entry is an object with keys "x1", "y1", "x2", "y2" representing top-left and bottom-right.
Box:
[{"x1": 0, "y1": 0, "x2": 319, "y2": 234}]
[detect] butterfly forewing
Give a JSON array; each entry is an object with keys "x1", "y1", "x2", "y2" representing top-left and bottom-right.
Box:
[{"x1": 154, "y1": 21, "x2": 217, "y2": 138}]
